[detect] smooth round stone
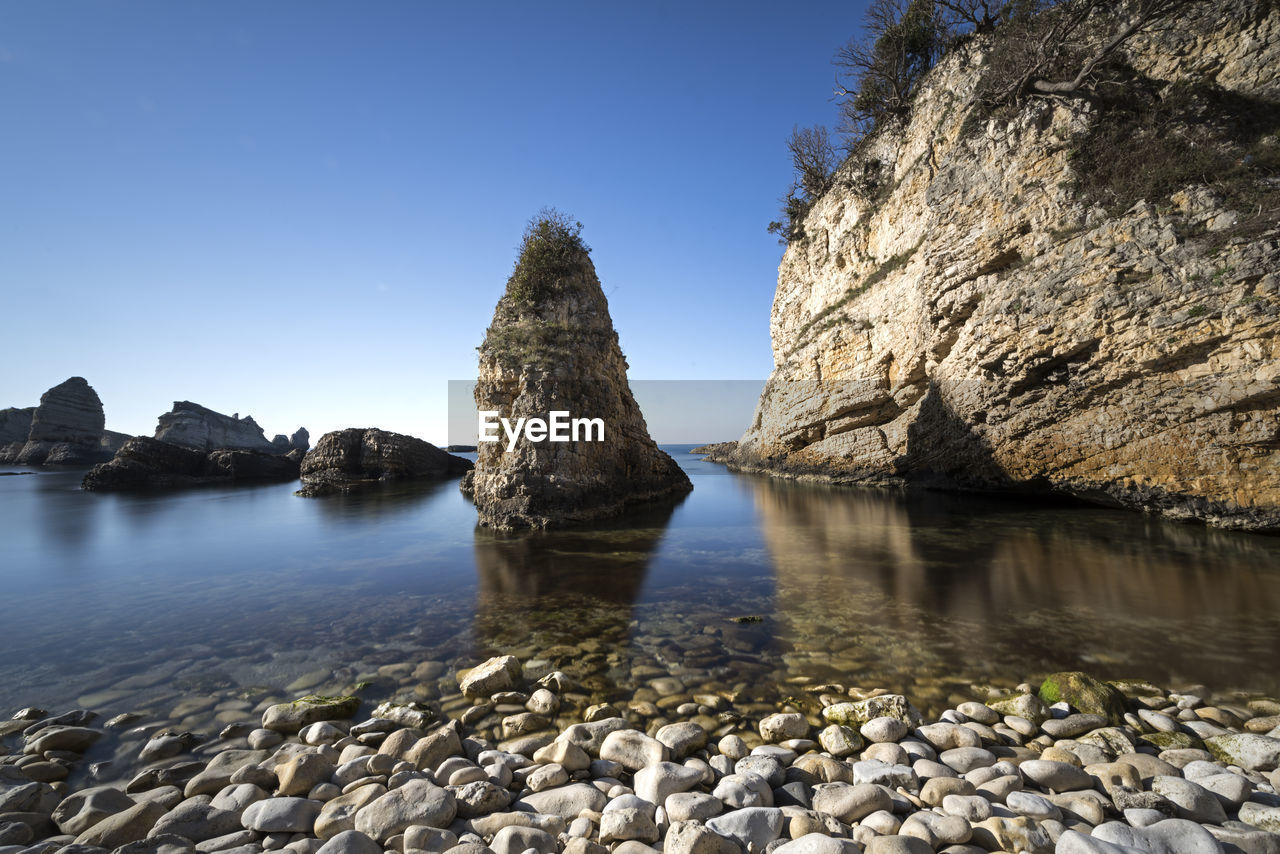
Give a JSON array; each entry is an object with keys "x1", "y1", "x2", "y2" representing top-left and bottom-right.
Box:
[
  {"x1": 599, "y1": 807, "x2": 658, "y2": 845},
  {"x1": 861, "y1": 717, "x2": 910, "y2": 744},
  {"x1": 352, "y1": 780, "x2": 454, "y2": 841},
  {"x1": 863, "y1": 836, "x2": 932, "y2": 854},
  {"x1": 1150, "y1": 775, "x2": 1228, "y2": 824},
  {"x1": 760, "y1": 714, "x2": 809, "y2": 743},
  {"x1": 52, "y1": 785, "x2": 137, "y2": 836},
  {"x1": 940, "y1": 747, "x2": 997, "y2": 774},
  {"x1": 512, "y1": 782, "x2": 607, "y2": 819},
  {"x1": 752, "y1": 744, "x2": 798, "y2": 765},
  {"x1": 862, "y1": 743, "x2": 910, "y2": 766},
  {"x1": 712, "y1": 773, "x2": 773, "y2": 809},
  {"x1": 919, "y1": 776, "x2": 974, "y2": 806},
  {"x1": 1087, "y1": 818, "x2": 1225, "y2": 854},
  {"x1": 942, "y1": 794, "x2": 993, "y2": 822},
  {"x1": 860, "y1": 810, "x2": 900, "y2": 835},
  {"x1": 241, "y1": 797, "x2": 322, "y2": 834},
  {"x1": 810, "y1": 782, "x2": 892, "y2": 823},
  {"x1": 793, "y1": 754, "x2": 853, "y2": 784},
  {"x1": 818, "y1": 725, "x2": 863, "y2": 758},
  {"x1": 1123, "y1": 808, "x2": 1168, "y2": 828},
  {"x1": 488, "y1": 825, "x2": 556, "y2": 854},
  {"x1": 913, "y1": 758, "x2": 959, "y2": 781},
  {"x1": 706, "y1": 806, "x2": 784, "y2": 851},
  {"x1": 1004, "y1": 790, "x2": 1062, "y2": 821},
  {"x1": 900, "y1": 811, "x2": 972, "y2": 846},
  {"x1": 655, "y1": 723, "x2": 707, "y2": 760},
  {"x1": 525, "y1": 763, "x2": 567, "y2": 793},
  {"x1": 600, "y1": 730, "x2": 668, "y2": 770},
  {"x1": 957, "y1": 703, "x2": 1000, "y2": 726},
  {"x1": 917, "y1": 723, "x2": 981, "y2": 751},
  {"x1": 1042, "y1": 715, "x2": 1108, "y2": 740},
  {"x1": 850, "y1": 760, "x2": 917, "y2": 789},
  {"x1": 532, "y1": 740, "x2": 590, "y2": 772},
  {"x1": 718, "y1": 735, "x2": 750, "y2": 761},
  {"x1": 314, "y1": 829, "x2": 381, "y2": 854},
  {"x1": 773, "y1": 833, "x2": 862, "y2": 854},
  {"x1": 525, "y1": 689, "x2": 559, "y2": 716},
  {"x1": 633, "y1": 762, "x2": 704, "y2": 806},
  {"x1": 1018, "y1": 759, "x2": 1092, "y2": 792},
  {"x1": 664, "y1": 792, "x2": 723, "y2": 822},
  {"x1": 736, "y1": 755, "x2": 786, "y2": 788}
]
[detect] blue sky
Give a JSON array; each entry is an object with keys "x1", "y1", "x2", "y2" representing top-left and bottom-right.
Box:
[{"x1": 1, "y1": 1, "x2": 866, "y2": 443}]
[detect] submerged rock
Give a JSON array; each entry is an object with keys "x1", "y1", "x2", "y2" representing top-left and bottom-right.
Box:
[
  {"x1": 296, "y1": 428, "x2": 472, "y2": 497},
  {"x1": 465, "y1": 210, "x2": 691, "y2": 529},
  {"x1": 82, "y1": 436, "x2": 300, "y2": 491}
]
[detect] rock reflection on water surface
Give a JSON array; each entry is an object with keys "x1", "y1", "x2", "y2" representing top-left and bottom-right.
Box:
[{"x1": 748, "y1": 477, "x2": 1280, "y2": 703}]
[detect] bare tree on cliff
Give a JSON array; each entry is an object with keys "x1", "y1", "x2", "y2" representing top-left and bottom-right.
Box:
[
  {"x1": 981, "y1": 0, "x2": 1204, "y2": 105},
  {"x1": 769, "y1": 126, "x2": 838, "y2": 244},
  {"x1": 833, "y1": 0, "x2": 950, "y2": 140}
]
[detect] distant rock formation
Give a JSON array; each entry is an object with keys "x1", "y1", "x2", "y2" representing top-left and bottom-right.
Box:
[
  {"x1": 0, "y1": 378, "x2": 112, "y2": 466},
  {"x1": 153, "y1": 401, "x2": 303, "y2": 455},
  {"x1": 464, "y1": 212, "x2": 691, "y2": 529},
  {"x1": 0, "y1": 407, "x2": 34, "y2": 445},
  {"x1": 297, "y1": 428, "x2": 472, "y2": 497},
  {"x1": 83, "y1": 437, "x2": 301, "y2": 491},
  {"x1": 290, "y1": 427, "x2": 310, "y2": 452}
]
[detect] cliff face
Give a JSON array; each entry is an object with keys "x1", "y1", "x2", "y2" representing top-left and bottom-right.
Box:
[
  {"x1": 466, "y1": 215, "x2": 691, "y2": 529},
  {"x1": 727, "y1": 2, "x2": 1280, "y2": 531},
  {"x1": 154, "y1": 401, "x2": 300, "y2": 454},
  {"x1": 0, "y1": 377, "x2": 112, "y2": 466}
]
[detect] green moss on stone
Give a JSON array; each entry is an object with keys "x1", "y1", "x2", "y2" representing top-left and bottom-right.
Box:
[
  {"x1": 1140, "y1": 730, "x2": 1204, "y2": 751},
  {"x1": 1038, "y1": 671, "x2": 1127, "y2": 725}
]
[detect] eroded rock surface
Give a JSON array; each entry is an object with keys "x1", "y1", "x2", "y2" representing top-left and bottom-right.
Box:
[
  {"x1": 154, "y1": 401, "x2": 290, "y2": 453},
  {"x1": 718, "y1": 1, "x2": 1280, "y2": 531},
  {"x1": 82, "y1": 437, "x2": 300, "y2": 491},
  {"x1": 0, "y1": 377, "x2": 111, "y2": 466},
  {"x1": 465, "y1": 213, "x2": 691, "y2": 529},
  {"x1": 297, "y1": 428, "x2": 471, "y2": 497}
]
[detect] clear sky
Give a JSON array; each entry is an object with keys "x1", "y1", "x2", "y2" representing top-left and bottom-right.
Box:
[{"x1": 1, "y1": 1, "x2": 866, "y2": 444}]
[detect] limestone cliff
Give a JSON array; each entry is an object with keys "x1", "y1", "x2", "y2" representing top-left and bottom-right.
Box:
[
  {"x1": 0, "y1": 407, "x2": 34, "y2": 445},
  {"x1": 465, "y1": 212, "x2": 691, "y2": 529},
  {"x1": 0, "y1": 377, "x2": 112, "y2": 466},
  {"x1": 297, "y1": 428, "x2": 472, "y2": 497},
  {"x1": 723, "y1": 2, "x2": 1280, "y2": 531},
  {"x1": 154, "y1": 401, "x2": 301, "y2": 454}
]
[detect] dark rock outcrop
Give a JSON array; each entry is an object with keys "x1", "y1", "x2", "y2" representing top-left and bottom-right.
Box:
[
  {"x1": 0, "y1": 378, "x2": 112, "y2": 466},
  {"x1": 465, "y1": 213, "x2": 691, "y2": 529},
  {"x1": 290, "y1": 428, "x2": 310, "y2": 453},
  {"x1": 82, "y1": 437, "x2": 300, "y2": 491},
  {"x1": 0, "y1": 407, "x2": 34, "y2": 445},
  {"x1": 297, "y1": 428, "x2": 472, "y2": 497}
]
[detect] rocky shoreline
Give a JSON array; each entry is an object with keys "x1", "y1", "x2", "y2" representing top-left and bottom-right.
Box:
[{"x1": 3, "y1": 660, "x2": 1279, "y2": 854}]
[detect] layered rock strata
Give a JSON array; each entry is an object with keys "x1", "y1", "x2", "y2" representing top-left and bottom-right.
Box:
[
  {"x1": 82, "y1": 436, "x2": 301, "y2": 491},
  {"x1": 297, "y1": 428, "x2": 472, "y2": 497},
  {"x1": 465, "y1": 214, "x2": 691, "y2": 529},
  {"x1": 154, "y1": 401, "x2": 305, "y2": 455},
  {"x1": 721, "y1": 2, "x2": 1280, "y2": 531},
  {"x1": 0, "y1": 377, "x2": 112, "y2": 465}
]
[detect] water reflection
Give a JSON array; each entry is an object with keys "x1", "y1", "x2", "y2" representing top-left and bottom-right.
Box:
[
  {"x1": 471, "y1": 497, "x2": 685, "y2": 657},
  {"x1": 751, "y1": 477, "x2": 1280, "y2": 699},
  {"x1": 305, "y1": 478, "x2": 456, "y2": 523}
]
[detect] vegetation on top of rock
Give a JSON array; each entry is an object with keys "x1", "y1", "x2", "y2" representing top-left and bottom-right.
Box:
[
  {"x1": 1038, "y1": 671, "x2": 1129, "y2": 725},
  {"x1": 505, "y1": 208, "x2": 591, "y2": 306},
  {"x1": 771, "y1": 0, "x2": 1211, "y2": 243}
]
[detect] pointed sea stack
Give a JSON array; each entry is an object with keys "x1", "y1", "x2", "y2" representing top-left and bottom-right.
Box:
[{"x1": 465, "y1": 210, "x2": 691, "y2": 529}]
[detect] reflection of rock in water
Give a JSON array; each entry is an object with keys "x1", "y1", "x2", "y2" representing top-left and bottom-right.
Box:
[
  {"x1": 307, "y1": 478, "x2": 455, "y2": 522},
  {"x1": 750, "y1": 476, "x2": 1280, "y2": 705},
  {"x1": 471, "y1": 499, "x2": 681, "y2": 670}
]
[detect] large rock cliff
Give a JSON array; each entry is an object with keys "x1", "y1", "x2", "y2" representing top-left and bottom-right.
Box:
[
  {"x1": 0, "y1": 377, "x2": 112, "y2": 466},
  {"x1": 154, "y1": 401, "x2": 303, "y2": 454},
  {"x1": 721, "y1": 2, "x2": 1280, "y2": 532},
  {"x1": 297, "y1": 428, "x2": 472, "y2": 497},
  {"x1": 465, "y1": 213, "x2": 691, "y2": 529}
]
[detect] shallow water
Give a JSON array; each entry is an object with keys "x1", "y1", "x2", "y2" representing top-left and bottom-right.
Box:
[{"x1": 3, "y1": 448, "x2": 1280, "y2": 730}]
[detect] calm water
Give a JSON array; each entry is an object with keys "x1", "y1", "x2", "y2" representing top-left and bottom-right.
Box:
[{"x1": 3, "y1": 447, "x2": 1280, "y2": 727}]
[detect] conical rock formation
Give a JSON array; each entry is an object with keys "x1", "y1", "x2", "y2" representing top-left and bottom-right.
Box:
[{"x1": 465, "y1": 212, "x2": 690, "y2": 529}]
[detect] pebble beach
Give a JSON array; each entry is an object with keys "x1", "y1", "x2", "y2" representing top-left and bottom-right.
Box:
[{"x1": 4, "y1": 652, "x2": 1280, "y2": 854}]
